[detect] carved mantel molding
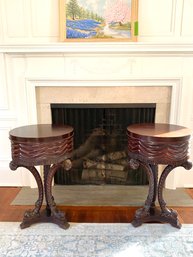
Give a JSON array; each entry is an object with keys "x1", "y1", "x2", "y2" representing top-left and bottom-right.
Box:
[{"x1": 1, "y1": 43, "x2": 193, "y2": 56}]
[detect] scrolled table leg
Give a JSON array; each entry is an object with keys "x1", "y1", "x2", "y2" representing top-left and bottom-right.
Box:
[
  {"x1": 9, "y1": 161, "x2": 44, "y2": 229},
  {"x1": 43, "y1": 165, "x2": 52, "y2": 217},
  {"x1": 45, "y1": 163, "x2": 70, "y2": 229},
  {"x1": 129, "y1": 159, "x2": 155, "y2": 227},
  {"x1": 150, "y1": 164, "x2": 158, "y2": 208},
  {"x1": 158, "y1": 160, "x2": 192, "y2": 229}
]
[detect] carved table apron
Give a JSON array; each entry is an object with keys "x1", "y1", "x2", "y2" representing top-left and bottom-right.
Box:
[
  {"x1": 127, "y1": 123, "x2": 192, "y2": 228},
  {"x1": 9, "y1": 124, "x2": 74, "y2": 229}
]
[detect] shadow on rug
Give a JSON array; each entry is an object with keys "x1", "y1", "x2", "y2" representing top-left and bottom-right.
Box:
[{"x1": 0, "y1": 222, "x2": 193, "y2": 257}]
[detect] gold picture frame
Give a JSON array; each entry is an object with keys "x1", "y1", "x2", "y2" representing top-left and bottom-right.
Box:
[{"x1": 59, "y1": 0, "x2": 138, "y2": 41}]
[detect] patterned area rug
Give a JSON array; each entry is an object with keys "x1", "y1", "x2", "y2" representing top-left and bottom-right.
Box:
[{"x1": 0, "y1": 222, "x2": 193, "y2": 257}]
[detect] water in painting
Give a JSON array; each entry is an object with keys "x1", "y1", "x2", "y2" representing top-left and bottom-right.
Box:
[{"x1": 66, "y1": 0, "x2": 132, "y2": 39}]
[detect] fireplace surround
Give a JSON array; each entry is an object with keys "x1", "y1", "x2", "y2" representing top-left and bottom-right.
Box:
[
  {"x1": 32, "y1": 82, "x2": 174, "y2": 187},
  {"x1": 35, "y1": 84, "x2": 172, "y2": 125}
]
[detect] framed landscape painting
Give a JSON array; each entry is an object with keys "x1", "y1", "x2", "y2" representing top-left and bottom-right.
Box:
[{"x1": 59, "y1": 0, "x2": 138, "y2": 41}]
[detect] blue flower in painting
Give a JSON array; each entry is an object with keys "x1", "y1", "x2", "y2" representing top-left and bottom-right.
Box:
[
  {"x1": 67, "y1": 28, "x2": 97, "y2": 39},
  {"x1": 67, "y1": 28, "x2": 87, "y2": 38},
  {"x1": 66, "y1": 19, "x2": 101, "y2": 39}
]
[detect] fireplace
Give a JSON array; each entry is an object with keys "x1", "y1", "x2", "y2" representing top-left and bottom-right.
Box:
[
  {"x1": 51, "y1": 103, "x2": 156, "y2": 185},
  {"x1": 35, "y1": 84, "x2": 171, "y2": 186}
]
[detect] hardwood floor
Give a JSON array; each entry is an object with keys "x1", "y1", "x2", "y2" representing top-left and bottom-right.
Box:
[{"x1": 0, "y1": 187, "x2": 193, "y2": 224}]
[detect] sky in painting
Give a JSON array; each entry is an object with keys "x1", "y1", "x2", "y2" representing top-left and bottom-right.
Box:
[{"x1": 67, "y1": 0, "x2": 131, "y2": 17}]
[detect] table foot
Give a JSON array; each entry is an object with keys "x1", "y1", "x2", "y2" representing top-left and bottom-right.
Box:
[
  {"x1": 52, "y1": 217, "x2": 70, "y2": 230},
  {"x1": 20, "y1": 208, "x2": 70, "y2": 229},
  {"x1": 51, "y1": 208, "x2": 70, "y2": 229},
  {"x1": 131, "y1": 219, "x2": 143, "y2": 227},
  {"x1": 20, "y1": 209, "x2": 41, "y2": 229},
  {"x1": 131, "y1": 207, "x2": 181, "y2": 229},
  {"x1": 160, "y1": 208, "x2": 181, "y2": 229}
]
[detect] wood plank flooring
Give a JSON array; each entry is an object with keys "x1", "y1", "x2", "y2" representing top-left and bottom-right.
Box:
[{"x1": 0, "y1": 187, "x2": 193, "y2": 224}]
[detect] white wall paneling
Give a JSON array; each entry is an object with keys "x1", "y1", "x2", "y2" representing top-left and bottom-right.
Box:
[
  {"x1": 0, "y1": 124, "x2": 24, "y2": 186},
  {"x1": 138, "y1": 0, "x2": 176, "y2": 37},
  {"x1": 30, "y1": 0, "x2": 59, "y2": 38},
  {"x1": 0, "y1": 0, "x2": 59, "y2": 43},
  {"x1": 2, "y1": 0, "x2": 28, "y2": 39},
  {"x1": 181, "y1": 0, "x2": 193, "y2": 37},
  {"x1": 0, "y1": 126, "x2": 12, "y2": 161},
  {"x1": 0, "y1": 53, "x2": 27, "y2": 186},
  {"x1": 0, "y1": 1, "x2": 3, "y2": 43},
  {"x1": 6, "y1": 55, "x2": 29, "y2": 125},
  {"x1": 138, "y1": 0, "x2": 193, "y2": 42},
  {"x1": 1, "y1": 0, "x2": 193, "y2": 43},
  {"x1": 0, "y1": 53, "x2": 8, "y2": 109}
]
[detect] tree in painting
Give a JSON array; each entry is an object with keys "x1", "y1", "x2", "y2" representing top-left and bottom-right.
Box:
[
  {"x1": 66, "y1": 0, "x2": 80, "y2": 20},
  {"x1": 105, "y1": 0, "x2": 131, "y2": 26}
]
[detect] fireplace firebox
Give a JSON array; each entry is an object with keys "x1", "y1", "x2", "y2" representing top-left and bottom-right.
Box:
[{"x1": 51, "y1": 103, "x2": 156, "y2": 185}]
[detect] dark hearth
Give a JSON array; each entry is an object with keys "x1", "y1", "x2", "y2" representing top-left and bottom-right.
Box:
[{"x1": 51, "y1": 103, "x2": 156, "y2": 185}]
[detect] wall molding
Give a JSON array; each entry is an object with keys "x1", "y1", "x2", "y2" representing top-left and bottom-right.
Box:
[{"x1": 1, "y1": 43, "x2": 193, "y2": 56}]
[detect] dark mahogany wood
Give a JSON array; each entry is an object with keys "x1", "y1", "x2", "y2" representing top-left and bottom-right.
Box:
[
  {"x1": 127, "y1": 123, "x2": 192, "y2": 228},
  {"x1": 9, "y1": 124, "x2": 74, "y2": 229}
]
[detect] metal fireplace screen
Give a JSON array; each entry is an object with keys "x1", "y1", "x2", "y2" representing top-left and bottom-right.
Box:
[{"x1": 51, "y1": 103, "x2": 156, "y2": 185}]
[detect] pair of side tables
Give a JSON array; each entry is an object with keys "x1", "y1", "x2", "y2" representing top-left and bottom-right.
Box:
[{"x1": 9, "y1": 123, "x2": 192, "y2": 229}]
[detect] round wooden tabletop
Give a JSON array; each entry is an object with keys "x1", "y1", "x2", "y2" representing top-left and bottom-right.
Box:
[
  {"x1": 127, "y1": 123, "x2": 192, "y2": 164},
  {"x1": 127, "y1": 123, "x2": 192, "y2": 142},
  {"x1": 9, "y1": 124, "x2": 74, "y2": 142},
  {"x1": 9, "y1": 124, "x2": 74, "y2": 166}
]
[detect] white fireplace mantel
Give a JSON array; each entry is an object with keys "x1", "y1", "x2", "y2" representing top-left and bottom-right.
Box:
[
  {"x1": 1, "y1": 41, "x2": 193, "y2": 189},
  {"x1": 1, "y1": 0, "x2": 193, "y2": 189},
  {"x1": 1, "y1": 43, "x2": 193, "y2": 56}
]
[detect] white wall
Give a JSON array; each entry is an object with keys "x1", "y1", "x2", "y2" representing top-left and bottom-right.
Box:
[
  {"x1": 0, "y1": 0, "x2": 193, "y2": 188},
  {"x1": 1, "y1": 0, "x2": 193, "y2": 43}
]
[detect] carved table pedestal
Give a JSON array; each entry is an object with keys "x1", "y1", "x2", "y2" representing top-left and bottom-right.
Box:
[
  {"x1": 127, "y1": 123, "x2": 192, "y2": 228},
  {"x1": 9, "y1": 124, "x2": 74, "y2": 229}
]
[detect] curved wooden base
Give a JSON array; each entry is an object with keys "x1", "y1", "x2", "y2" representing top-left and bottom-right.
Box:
[
  {"x1": 20, "y1": 208, "x2": 70, "y2": 229},
  {"x1": 131, "y1": 207, "x2": 181, "y2": 229},
  {"x1": 10, "y1": 161, "x2": 70, "y2": 230},
  {"x1": 129, "y1": 159, "x2": 192, "y2": 229}
]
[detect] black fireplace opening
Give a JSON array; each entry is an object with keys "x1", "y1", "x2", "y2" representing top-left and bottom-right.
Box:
[{"x1": 51, "y1": 103, "x2": 156, "y2": 185}]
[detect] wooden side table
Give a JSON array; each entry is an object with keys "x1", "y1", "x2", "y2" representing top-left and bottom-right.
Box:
[
  {"x1": 127, "y1": 123, "x2": 192, "y2": 228},
  {"x1": 9, "y1": 124, "x2": 74, "y2": 229}
]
